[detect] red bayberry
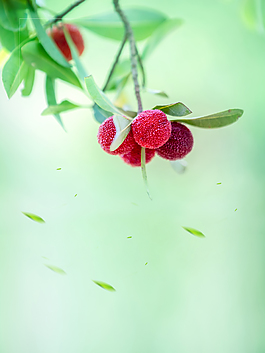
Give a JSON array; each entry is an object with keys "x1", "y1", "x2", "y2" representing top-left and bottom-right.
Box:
[
  {"x1": 121, "y1": 145, "x2": 155, "y2": 167},
  {"x1": 97, "y1": 116, "x2": 137, "y2": 155},
  {"x1": 131, "y1": 109, "x2": 171, "y2": 149},
  {"x1": 156, "y1": 122, "x2": 194, "y2": 160},
  {"x1": 47, "y1": 23, "x2": 84, "y2": 61}
]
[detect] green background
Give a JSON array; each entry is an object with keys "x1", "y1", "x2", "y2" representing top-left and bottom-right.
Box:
[{"x1": 0, "y1": 0, "x2": 264, "y2": 352}]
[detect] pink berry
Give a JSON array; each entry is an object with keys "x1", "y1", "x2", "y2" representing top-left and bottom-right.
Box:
[
  {"x1": 156, "y1": 122, "x2": 193, "y2": 160},
  {"x1": 121, "y1": 145, "x2": 155, "y2": 167},
  {"x1": 131, "y1": 109, "x2": 171, "y2": 149},
  {"x1": 48, "y1": 23, "x2": 84, "y2": 61},
  {"x1": 97, "y1": 116, "x2": 137, "y2": 155}
]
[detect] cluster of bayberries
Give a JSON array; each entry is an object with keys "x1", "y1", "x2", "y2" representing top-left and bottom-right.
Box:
[{"x1": 97, "y1": 109, "x2": 194, "y2": 167}]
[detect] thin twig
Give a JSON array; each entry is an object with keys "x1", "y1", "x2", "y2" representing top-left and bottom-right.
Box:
[
  {"x1": 46, "y1": 0, "x2": 86, "y2": 26},
  {"x1": 102, "y1": 34, "x2": 127, "y2": 92},
  {"x1": 113, "y1": 0, "x2": 143, "y2": 114}
]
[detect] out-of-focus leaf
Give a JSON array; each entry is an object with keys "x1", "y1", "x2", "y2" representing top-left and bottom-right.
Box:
[
  {"x1": 45, "y1": 76, "x2": 65, "y2": 129},
  {"x1": 104, "y1": 59, "x2": 131, "y2": 91},
  {"x1": 22, "y1": 65, "x2": 35, "y2": 96},
  {"x1": 21, "y1": 41, "x2": 82, "y2": 88},
  {"x1": 84, "y1": 75, "x2": 126, "y2": 116},
  {"x1": 141, "y1": 147, "x2": 152, "y2": 200},
  {"x1": 110, "y1": 114, "x2": 131, "y2": 151},
  {"x1": 182, "y1": 226, "x2": 205, "y2": 238},
  {"x1": 75, "y1": 8, "x2": 167, "y2": 41},
  {"x1": 174, "y1": 109, "x2": 244, "y2": 128},
  {"x1": 22, "y1": 212, "x2": 45, "y2": 223},
  {"x1": 45, "y1": 264, "x2": 66, "y2": 275},
  {"x1": 0, "y1": 24, "x2": 29, "y2": 52},
  {"x1": 93, "y1": 103, "x2": 113, "y2": 124},
  {"x1": 153, "y1": 102, "x2": 192, "y2": 116},
  {"x1": 41, "y1": 100, "x2": 82, "y2": 115},
  {"x1": 63, "y1": 26, "x2": 88, "y2": 81},
  {"x1": 93, "y1": 280, "x2": 116, "y2": 292},
  {"x1": 170, "y1": 159, "x2": 187, "y2": 174},
  {"x1": 28, "y1": 7, "x2": 70, "y2": 67},
  {"x1": 241, "y1": 0, "x2": 258, "y2": 31},
  {"x1": 2, "y1": 44, "x2": 28, "y2": 98},
  {"x1": 142, "y1": 18, "x2": 183, "y2": 60},
  {"x1": 0, "y1": 0, "x2": 27, "y2": 31},
  {"x1": 146, "y1": 88, "x2": 168, "y2": 98}
]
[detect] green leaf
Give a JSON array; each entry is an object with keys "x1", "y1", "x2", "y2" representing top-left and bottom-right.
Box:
[
  {"x1": 84, "y1": 75, "x2": 126, "y2": 116},
  {"x1": 93, "y1": 103, "x2": 113, "y2": 123},
  {"x1": 45, "y1": 264, "x2": 66, "y2": 275},
  {"x1": 28, "y1": 7, "x2": 70, "y2": 68},
  {"x1": 173, "y1": 109, "x2": 244, "y2": 128},
  {"x1": 41, "y1": 100, "x2": 82, "y2": 116},
  {"x1": 153, "y1": 102, "x2": 192, "y2": 116},
  {"x1": 110, "y1": 114, "x2": 131, "y2": 151},
  {"x1": 0, "y1": 0, "x2": 27, "y2": 31},
  {"x1": 142, "y1": 18, "x2": 183, "y2": 60},
  {"x1": 63, "y1": 26, "x2": 88, "y2": 81},
  {"x1": 75, "y1": 8, "x2": 167, "y2": 41},
  {"x1": 141, "y1": 147, "x2": 152, "y2": 200},
  {"x1": 22, "y1": 212, "x2": 45, "y2": 223},
  {"x1": 0, "y1": 24, "x2": 29, "y2": 52},
  {"x1": 21, "y1": 65, "x2": 35, "y2": 96},
  {"x1": 170, "y1": 159, "x2": 187, "y2": 174},
  {"x1": 182, "y1": 226, "x2": 205, "y2": 238},
  {"x1": 2, "y1": 44, "x2": 28, "y2": 98},
  {"x1": 21, "y1": 41, "x2": 82, "y2": 88},
  {"x1": 93, "y1": 280, "x2": 116, "y2": 292},
  {"x1": 104, "y1": 59, "x2": 131, "y2": 91},
  {"x1": 45, "y1": 76, "x2": 64, "y2": 129},
  {"x1": 146, "y1": 88, "x2": 168, "y2": 98}
]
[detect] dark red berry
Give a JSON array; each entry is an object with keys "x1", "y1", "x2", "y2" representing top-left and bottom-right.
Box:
[
  {"x1": 97, "y1": 116, "x2": 137, "y2": 155},
  {"x1": 156, "y1": 122, "x2": 193, "y2": 160},
  {"x1": 131, "y1": 109, "x2": 171, "y2": 149},
  {"x1": 48, "y1": 23, "x2": 84, "y2": 61},
  {"x1": 121, "y1": 145, "x2": 155, "y2": 167}
]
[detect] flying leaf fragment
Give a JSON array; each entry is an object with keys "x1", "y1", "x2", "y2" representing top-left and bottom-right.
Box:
[
  {"x1": 182, "y1": 226, "x2": 205, "y2": 238},
  {"x1": 216, "y1": 182, "x2": 221, "y2": 185},
  {"x1": 57, "y1": 168, "x2": 61, "y2": 170},
  {"x1": 93, "y1": 280, "x2": 116, "y2": 292},
  {"x1": 45, "y1": 264, "x2": 66, "y2": 275},
  {"x1": 22, "y1": 212, "x2": 45, "y2": 223}
]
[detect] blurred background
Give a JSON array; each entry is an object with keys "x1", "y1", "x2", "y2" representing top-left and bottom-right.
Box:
[{"x1": 0, "y1": 0, "x2": 265, "y2": 352}]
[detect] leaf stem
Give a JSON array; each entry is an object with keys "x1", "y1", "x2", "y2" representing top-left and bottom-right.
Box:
[
  {"x1": 102, "y1": 34, "x2": 127, "y2": 92},
  {"x1": 113, "y1": 0, "x2": 143, "y2": 114}
]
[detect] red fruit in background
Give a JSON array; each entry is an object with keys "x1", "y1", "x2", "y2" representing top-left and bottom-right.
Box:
[
  {"x1": 156, "y1": 122, "x2": 193, "y2": 160},
  {"x1": 97, "y1": 116, "x2": 137, "y2": 155},
  {"x1": 121, "y1": 145, "x2": 155, "y2": 167},
  {"x1": 131, "y1": 109, "x2": 171, "y2": 149},
  {"x1": 47, "y1": 23, "x2": 84, "y2": 61}
]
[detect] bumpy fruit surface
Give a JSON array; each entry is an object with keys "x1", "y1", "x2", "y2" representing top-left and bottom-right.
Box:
[
  {"x1": 48, "y1": 23, "x2": 84, "y2": 61},
  {"x1": 156, "y1": 122, "x2": 193, "y2": 160},
  {"x1": 121, "y1": 145, "x2": 155, "y2": 167},
  {"x1": 131, "y1": 109, "x2": 171, "y2": 149},
  {"x1": 97, "y1": 116, "x2": 137, "y2": 155}
]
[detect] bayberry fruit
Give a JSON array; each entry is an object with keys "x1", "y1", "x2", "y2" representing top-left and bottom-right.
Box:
[
  {"x1": 131, "y1": 109, "x2": 171, "y2": 149},
  {"x1": 97, "y1": 116, "x2": 137, "y2": 155},
  {"x1": 47, "y1": 23, "x2": 84, "y2": 61},
  {"x1": 121, "y1": 145, "x2": 155, "y2": 167},
  {"x1": 156, "y1": 122, "x2": 193, "y2": 160}
]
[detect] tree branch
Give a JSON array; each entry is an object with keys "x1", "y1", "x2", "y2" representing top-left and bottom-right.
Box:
[
  {"x1": 113, "y1": 0, "x2": 143, "y2": 113},
  {"x1": 46, "y1": 0, "x2": 86, "y2": 26},
  {"x1": 102, "y1": 34, "x2": 127, "y2": 92}
]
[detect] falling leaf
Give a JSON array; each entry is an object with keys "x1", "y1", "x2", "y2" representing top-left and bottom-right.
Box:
[
  {"x1": 93, "y1": 280, "x2": 116, "y2": 292},
  {"x1": 127, "y1": 236, "x2": 132, "y2": 239},
  {"x1": 182, "y1": 226, "x2": 205, "y2": 238},
  {"x1": 74, "y1": 194, "x2": 77, "y2": 197},
  {"x1": 145, "y1": 262, "x2": 148, "y2": 266},
  {"x1": 235, "y1": 208, "x2": 237, "y2": 212},
  {"x1": 45, "y1": 264, "x2": 66, "y2": 275},
  {"x1": 56, "y1": 167, "x2": 62, "y2": 170},
  {"x1": 22, "y1": 212, "x2": 45, "y2": 223},
  {"x1": 216, "y1": 182, "x2": 221, "y2": 185}
]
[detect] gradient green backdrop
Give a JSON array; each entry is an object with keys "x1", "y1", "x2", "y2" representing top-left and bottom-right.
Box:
[{"x1": 0, "y1": 0, "x2": 264, "y2": 352}]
